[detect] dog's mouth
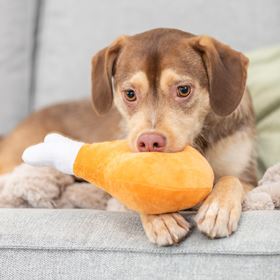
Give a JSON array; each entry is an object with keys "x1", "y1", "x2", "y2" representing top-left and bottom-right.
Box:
[
  {"x1": 129, "y1": 129, "x2": 191, "y2": 153},
  {"x1": 132, "y1": 138, "x2": 187, "y2": 153},
  {"x1": 160, "y1": 146, "x2": 187, "y2": 153}
]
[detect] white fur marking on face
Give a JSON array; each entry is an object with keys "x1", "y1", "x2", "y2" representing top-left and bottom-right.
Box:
[
  {"x1": 151, "y1": 110, "x2": 157, "y2": 129},
  {"x1": 205, "y1": 131, "x2": 253, "y2": 178},
  {"x1": 124, "y1": 71, "x2": 149, "y2": 95},
  {"x1": 160, "y1": 68, "x2": 193, "y2": 93}
]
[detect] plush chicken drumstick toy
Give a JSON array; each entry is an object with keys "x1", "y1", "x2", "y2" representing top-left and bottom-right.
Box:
[{"x1": 22, "y1": 133, "x2": 214, "y2": 214}]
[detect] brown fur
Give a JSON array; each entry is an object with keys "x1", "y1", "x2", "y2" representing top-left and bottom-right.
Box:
[
  {"x1": 0, "y1": 100, "x2": 123, "y2": 174},
  {"x1": 0, "y1": 28, "x2": 257, "y2": 246}
]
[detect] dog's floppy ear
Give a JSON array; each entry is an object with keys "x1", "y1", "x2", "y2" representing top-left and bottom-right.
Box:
[
  {"x1": 91, "y1": 36, "x2": 126, "y2": 115},
  {"x1": 192, "y1": 36, "x2": 249, "y2": 116}
]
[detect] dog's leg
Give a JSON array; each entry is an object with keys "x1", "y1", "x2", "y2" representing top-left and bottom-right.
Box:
[
  {"x1": 140, "y1": 213, "x2": 192, "y2": 246},
  {"x1": 106, "y1": 200, "x2": 192, "y2": 246},
  {"x1": 195, "y1": 176, "x2": 253, "y2": 238}
]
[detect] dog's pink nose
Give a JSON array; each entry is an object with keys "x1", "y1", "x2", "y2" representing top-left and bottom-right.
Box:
[{"x1": 137, "y1": 133, "x2": 166, "y2": 152}]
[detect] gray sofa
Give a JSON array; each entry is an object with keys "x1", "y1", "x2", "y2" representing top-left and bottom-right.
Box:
[
  {"x1": 0, "y1": 209, "x2": 279, "y2": 279},
  {"x1": 0, "y1": 1, "x2": 280, "y2": 279}
]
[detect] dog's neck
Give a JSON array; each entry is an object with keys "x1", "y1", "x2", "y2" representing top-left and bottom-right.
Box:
[{"x1": 194, "y1": 90, "x2": 255, "y2": 155}]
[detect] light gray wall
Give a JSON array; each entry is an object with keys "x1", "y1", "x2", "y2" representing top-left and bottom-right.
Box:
[{"x1": 0, "y1": 0, "x2": 280, "y2": 133}]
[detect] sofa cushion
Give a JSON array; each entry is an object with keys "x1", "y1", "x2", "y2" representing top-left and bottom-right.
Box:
[
  {"x1": 0, "y1": 209, "x2": 279, "y2": 279},
  {"x1": 0, "y1": 0, "x2": 38, "y2": 134},
  {"x1": 34, "y1": 0, "x2": 280, "y2": 108}
]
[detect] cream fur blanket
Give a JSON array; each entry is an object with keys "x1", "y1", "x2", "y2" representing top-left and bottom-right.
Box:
[
  {"x1": 0, "y1": 164, "x2": 127, "y2": 211},
  {"x1": 0, "y1": 163, "x2": 279, "y2": 211}
]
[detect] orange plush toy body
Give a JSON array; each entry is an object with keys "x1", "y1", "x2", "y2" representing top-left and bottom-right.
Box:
[{"x1": 23, "y1": 134, "x2": 214, "y2": 214}]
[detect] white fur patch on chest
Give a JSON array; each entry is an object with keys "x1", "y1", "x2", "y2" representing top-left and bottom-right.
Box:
[{"x1": 205, "y1": 131, "x2": 254, "y2": 178}]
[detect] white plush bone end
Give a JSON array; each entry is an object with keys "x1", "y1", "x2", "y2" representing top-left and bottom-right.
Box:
[{"x1": 22, "y1": 133, "x2": 84, "y2": 175}]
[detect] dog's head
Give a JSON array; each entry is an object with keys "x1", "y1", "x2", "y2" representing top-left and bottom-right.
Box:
[{"x1": 91, "y1": 28, "x2": 248, "y2": 152}]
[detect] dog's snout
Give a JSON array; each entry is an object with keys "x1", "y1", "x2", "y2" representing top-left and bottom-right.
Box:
[{"x1": 137, "y1": 133, "x2": 166, "y2": 152}]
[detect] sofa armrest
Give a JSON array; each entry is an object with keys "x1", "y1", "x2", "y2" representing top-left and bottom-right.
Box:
[{"x1": 0, "y1": 209, "x2": 279, "y2": 279}]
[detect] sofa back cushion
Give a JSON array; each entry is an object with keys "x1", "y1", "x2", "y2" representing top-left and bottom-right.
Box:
[
  {"x1": 0, "y1": 0, "x2": 38, "y2": 134},
  {"x1": 33, "y1": 0, "x2": 280, "y2": 108}
]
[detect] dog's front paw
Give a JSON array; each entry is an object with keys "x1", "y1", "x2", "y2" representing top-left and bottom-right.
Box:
[
  {"x1": 141, "y1": 213, "x2": 191, "y2": 246},
  {"x1": 195, "y1": 196, "x2": 241, "y2": 239}
]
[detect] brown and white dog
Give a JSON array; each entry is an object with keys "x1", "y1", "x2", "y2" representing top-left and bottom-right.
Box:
[{"x1": 0, "y1": 28, "x2": 257, "y2": 246}]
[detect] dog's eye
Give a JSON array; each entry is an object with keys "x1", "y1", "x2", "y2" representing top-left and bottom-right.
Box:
[
  {"x1": 124, "y1": 89, "x2": 137, "y2": 102},
  {"x1": 177, "y1": 85, "x2": 192, "y2": 98}
]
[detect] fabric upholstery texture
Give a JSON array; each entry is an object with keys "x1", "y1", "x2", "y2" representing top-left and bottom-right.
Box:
[
  {"x1": 33, "y1": 0, "x2": 280, "y2": 108},
  {"x1": 0, "y1": 2, "x2": 280, "y2": 279},
  {"x1": 0, "y1": 0, "x2": 38, "y2": 134},
  {"x1": 0, "y1": 209, "x2": 279, "y2": 279},
  {"x1": 0, "y1": 0, "x2": 279, "y2": 131}
]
